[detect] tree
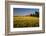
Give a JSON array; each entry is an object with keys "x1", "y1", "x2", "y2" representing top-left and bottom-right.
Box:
[
  {"x1": 35, "y1": 11, "x2": 39, "y2": 17},
  {"x1": 30, "y1": 14, "x2": 32, "y2": 16}
]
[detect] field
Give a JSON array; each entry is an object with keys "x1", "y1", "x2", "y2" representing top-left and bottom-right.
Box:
[{"x1": 13, "y1": 16, "x2": 39, "y2": 28}]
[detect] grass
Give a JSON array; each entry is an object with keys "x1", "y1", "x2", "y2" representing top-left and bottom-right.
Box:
[{"x1": 13, "y1": 16, "x2": 39, "y2": 28}]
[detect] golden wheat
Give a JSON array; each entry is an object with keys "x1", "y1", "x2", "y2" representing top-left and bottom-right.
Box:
[{"x1": 13, "y1": 16, "x2": 39, "y2": 28}]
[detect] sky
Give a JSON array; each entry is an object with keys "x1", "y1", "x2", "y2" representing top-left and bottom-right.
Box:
[{"x1": 13, "y1": 8, "x2": 39, "y2": 16}]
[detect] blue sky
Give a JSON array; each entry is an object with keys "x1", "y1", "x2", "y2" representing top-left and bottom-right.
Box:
[{"x1": 13, "y1": 8, "x2": 39, "y2": 16}]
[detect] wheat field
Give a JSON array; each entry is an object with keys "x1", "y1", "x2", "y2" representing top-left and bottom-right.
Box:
[{"x1": 13, "y1": 16, "x2": 39, "y2": 28}]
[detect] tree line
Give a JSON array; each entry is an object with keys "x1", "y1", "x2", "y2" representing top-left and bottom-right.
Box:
[
  {"x1": 15, "y1": 11, "x2": 39, "y2": 17},
  {"x1": 29, "y1": 11, "x2": 39, "y2": 17}
]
